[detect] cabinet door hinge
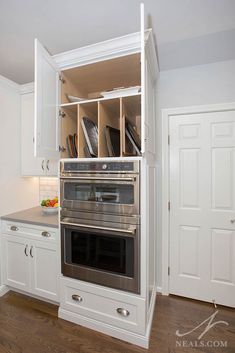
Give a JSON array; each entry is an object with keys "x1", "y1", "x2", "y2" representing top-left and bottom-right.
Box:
[
  {"x1": 168, "y1": 267, "x2": 170, "y2": 276},
  {"x1": 59, "y1": 75, "x2": 65, "y2": 83},
  {"x1": 59, "y1": 110, "x2": 66, "y2": 118},
  {"x1": 168, "y1": 201, "x2": 170, "y2": 211},
  {"x1": 59, "y1": 145, "x2": 66, "y2": 152}
]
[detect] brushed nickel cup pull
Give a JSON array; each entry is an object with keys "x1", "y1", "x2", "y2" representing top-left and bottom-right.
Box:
[
  {"x1": 24, "y1": 244, "x2": 28, "y2": 257},
  {"x1": 41, "y1": 160, "x2": 45, "y2": 171},
  {"x1": 10, "y1": 226, "x2": 19, "y2": 231},
  {"x1": 41, "y1": 231, "x2": 51, "y2": 237},
  {"x1": 30, "y1": 246, "x2": 33, "y2": 258},
  {"x1": 116, "y1": 308, "x2": 130, "y2": 317},
  {"x1": 231, "y1": 219, "x2": 235, "y2": 224},
  {"x1": 72, "y1": 294, "x2": 82, "y2": 302},
  {"x1": 46, "y1": 160, "x2": 49, "y2": 171}
]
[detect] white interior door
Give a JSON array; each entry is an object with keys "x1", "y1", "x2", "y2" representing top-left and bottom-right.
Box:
[
  {"x1": 34, "y1": 39, "x2": 60, "y2": 159},
  {"x1": 169, "y1": 110, "x2": 235, "y2": 307}
]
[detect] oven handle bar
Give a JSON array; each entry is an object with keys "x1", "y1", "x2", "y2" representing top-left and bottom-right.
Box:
[
  {"x1": 60, "y1": 221, "x2": 136, "y2": 235},
  {"x1": 60, "y1": 176, "x2": 136, "y2": 182}
]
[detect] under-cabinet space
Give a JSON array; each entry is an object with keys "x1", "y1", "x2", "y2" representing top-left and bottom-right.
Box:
[
  {"x1": 60, "y1": 53, "x2": 141, "y2": 104},
  {"x1": 78, "y1": 102, "x2": 98, "y2": 158},
  {"x1": 121, "y1": 95, "x2": 141, "y2": 157},
  {"x1": 98, "y1": 99, "x2": 120, "y2": 157},
  {"x1": 60, "y1": 106, "x2": 78, "y2": 158}
]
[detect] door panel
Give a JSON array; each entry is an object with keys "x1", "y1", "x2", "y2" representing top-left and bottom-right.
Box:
[
  {"x1": 2, "y1": 236, "x2": 30, "y2": 291},
  {"x1": 170, "y1": 111, "x2": 235, "y2": 307},
  {"x1": 31, "y1": 240, "x2": 59, "y2": 301},
  {"x1": 34, "y1": 39, "x2": 59, "y2": 159}
]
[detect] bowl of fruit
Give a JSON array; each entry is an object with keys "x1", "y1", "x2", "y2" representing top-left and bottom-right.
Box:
[{"x1": 41, "y1": 197, "x2": 59, "y2": 214}]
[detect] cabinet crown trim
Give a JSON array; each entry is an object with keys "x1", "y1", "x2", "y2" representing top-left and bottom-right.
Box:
[{"x1": 53, "y1": 30, "x2": 151, "y2": 71}]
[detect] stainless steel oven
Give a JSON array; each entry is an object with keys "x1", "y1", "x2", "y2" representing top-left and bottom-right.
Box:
[
  {"x1": 60, "y1": 161, "x2": 140, "y2": 216},
  {"x1": 60, "y1": 160, "x2": 141, "y2": 294},
  {"x1": 61, "y1": 215, "x2": 140, "y2": 293}
]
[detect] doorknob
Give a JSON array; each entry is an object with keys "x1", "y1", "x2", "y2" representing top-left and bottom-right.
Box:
[{"x1": 230, "y1": 219, "x2": 235, "y2": 224}]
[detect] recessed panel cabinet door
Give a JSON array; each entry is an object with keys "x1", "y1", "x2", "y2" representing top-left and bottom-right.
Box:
[
  {"x1": 2, "y1": 236, "x2": 30, "y2": 291},
  {"x1": 34, "y1": 39, "x2": 60, "y2": 159},
  {"x1": 30, "y1": 240, "x2": 59, "y2": 301}
]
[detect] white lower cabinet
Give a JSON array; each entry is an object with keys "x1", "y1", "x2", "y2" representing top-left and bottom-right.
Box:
[
  {"x1": 59, "y1": 277, "x2": 146, "y2": 335},
  {"x1": 2, "y1": 235, "x2": 30, "y2": 291},
  {"x1": 1, "y1": 221, "x2": 59, "y2": 302}
]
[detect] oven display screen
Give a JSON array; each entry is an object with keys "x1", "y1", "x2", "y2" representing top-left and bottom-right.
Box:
[{"x1": 68, "y1": 231, "x2": 134, "y2": 277}]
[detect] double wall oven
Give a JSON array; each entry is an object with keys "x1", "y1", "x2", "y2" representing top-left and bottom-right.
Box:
[{"x1": 60, "y1": 161, "x2": 140, "y2": 293}]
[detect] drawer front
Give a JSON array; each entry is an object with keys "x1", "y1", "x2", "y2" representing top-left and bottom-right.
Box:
[
  {"x1": 60, "y1": 278, "x2": 146, "y2": 334},
  {"x1": 2, "y1": 221, "x2": 57, "y2": 242}
]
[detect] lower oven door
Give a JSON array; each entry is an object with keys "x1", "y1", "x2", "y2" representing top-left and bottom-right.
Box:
[
  {"x1": 61, "y1": 219, "x2": 140, "y2": 294},
  {"x1": 60, "y1": 175, "x2": 139, "y2": 216}
]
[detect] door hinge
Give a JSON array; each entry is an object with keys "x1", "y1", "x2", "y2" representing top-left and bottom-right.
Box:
[
  {"x1": 59, "y1": 145, "x2": 66, "y2": 152},
  {"x1": 59, "y1": 75, "x2": 65, "y2": 83},
  {"x1": 168, "y1": 135, "x2": 170, "y2": 145},
  {"x1": 59, "y1": 110, "x2": 66, "y2": 118},
  {"x1": 168, "y1": 201, "x2": 170, "y2": 211},
  {"x1": 168, "y1": 267, "x2": 170, "y2": 276}
]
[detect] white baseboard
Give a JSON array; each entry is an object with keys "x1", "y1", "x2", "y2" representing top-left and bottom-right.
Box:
[
  {"x1": 0, "y1": 285, "x2": 9, "y2": 297},
  {"x1": 59, "y1": 308, "x2": 149, "y2": 348}
]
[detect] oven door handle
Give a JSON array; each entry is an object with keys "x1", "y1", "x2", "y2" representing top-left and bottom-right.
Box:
[
  {"x1": 60, "y1": 176, "x2": 136, "y2": 182},
  {"x1": 60, "y1": 221, "x2": 136, "y2": 235}
]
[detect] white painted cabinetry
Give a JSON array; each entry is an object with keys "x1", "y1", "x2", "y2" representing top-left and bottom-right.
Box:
[
  {"x1": 21, "y1": 90, "x2": 58, "y2": 176},
  {"x1": 1, "y1": 221, "x2": 60, "y2": 302}
]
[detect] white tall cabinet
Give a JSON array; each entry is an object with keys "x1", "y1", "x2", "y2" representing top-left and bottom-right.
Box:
[{"x1": 33, "y1": 5, "x2": 158, "y2": 348}]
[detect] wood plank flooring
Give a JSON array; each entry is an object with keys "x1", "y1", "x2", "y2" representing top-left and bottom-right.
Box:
[{"x1": 0, "y1": 291, "x2": 234, "y2": 353}]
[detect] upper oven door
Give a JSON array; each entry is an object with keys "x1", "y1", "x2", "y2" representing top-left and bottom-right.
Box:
[{"x1": 60, "y1": 174, "x2": 139, "y2": 216}]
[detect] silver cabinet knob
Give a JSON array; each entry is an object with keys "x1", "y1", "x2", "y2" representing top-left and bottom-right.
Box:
[
  {"x1": 231, "y1": 219, "x2": 235, "y2": 223},
  {"x1": 116, "y1": 308, "x2": 130, "y2": 317},
  {"x1": 41, "y1": 231, "x2": 51, "y2": 237},
  {"x1": 10, "y1": 226, "x2": 19, "y2": 231},
  {"x1": 72, "y1": 294, "x2": 82, "y2": 302}
]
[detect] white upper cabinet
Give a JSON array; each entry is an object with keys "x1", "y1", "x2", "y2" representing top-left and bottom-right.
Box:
[
  {"x1": 34, "y1": 39, "x2": 60, "y2": 159},
  {"x1": 34, "y1": 4, "x2": 158, "y2": 160}
]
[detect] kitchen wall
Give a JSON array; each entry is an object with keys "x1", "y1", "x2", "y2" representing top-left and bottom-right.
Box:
[
  {"x1": 156, "y1": 59, "x2": 235, "y2": 288},
  {"x1": 0, "y1": 75, "x2": 39, "y2": 218}
]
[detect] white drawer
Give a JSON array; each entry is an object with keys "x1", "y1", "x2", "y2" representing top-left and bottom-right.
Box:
[
  {"x1": 1, "y1": 221, "x2": 58, "y2": 243},
  {"x1": 60, "y1": 277, "x2": 146, "y2": 335}
]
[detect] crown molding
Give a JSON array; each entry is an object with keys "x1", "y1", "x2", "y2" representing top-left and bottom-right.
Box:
[
  {"x1": 20, "y1": 82, "x2": 34, "y2": 94},
  {"x1": 0, "y1": 74, "x2": 20, "y2": 92}
]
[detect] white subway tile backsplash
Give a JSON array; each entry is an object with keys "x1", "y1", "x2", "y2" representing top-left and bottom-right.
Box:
[{"x1": 39, "y1": 177, "x2": 59, "y2": 201}]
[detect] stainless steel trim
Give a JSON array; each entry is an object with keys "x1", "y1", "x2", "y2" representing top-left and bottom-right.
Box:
[
  {"x1": 72, "y1": 294, "x2": 83, "y2": 302},
  {"x1": 60, "y1": 176, "x2": 136, "y2": 182},
  {"x1": 60, "y1": 211, "x2": 140, "y2": 225},
  {"x1": 41, "y1": 231, "x2": 51, "y2": 237},
  {"x1": 24, "y1": 245, "x2": 28, "y2": 257},
  {"x1": 46, "y1": 160, "x2": 49, "y2": 171},
  {"x1": 116, "y1": 308, "x2": 130, "y2": 317},
  {"x1": 10, "y1": 225, "x2": 18, "y2": 231},
  {"x1": 60, "y1": 221, "x2": 136, "y2": 235},
  {"x1": 30, "y1": 246, "x2": 33, "y2": 258}
]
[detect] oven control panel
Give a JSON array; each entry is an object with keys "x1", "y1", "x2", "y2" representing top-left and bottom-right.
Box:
[{"x1": 61, "y1": 161, "x2": 139, "y2": 173}]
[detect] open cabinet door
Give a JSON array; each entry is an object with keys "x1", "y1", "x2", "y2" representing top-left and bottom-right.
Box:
[
  {"x1": 140, "y1": 3, "x2": 146, "y2": 155},
  {"x1": 34, "y1": 39, "x2": 60, "y2": 159}
]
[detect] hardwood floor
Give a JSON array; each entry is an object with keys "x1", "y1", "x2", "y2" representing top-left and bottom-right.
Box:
[{"x1": 0, "y1": 291, "x2": 234, "y2": 353}]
